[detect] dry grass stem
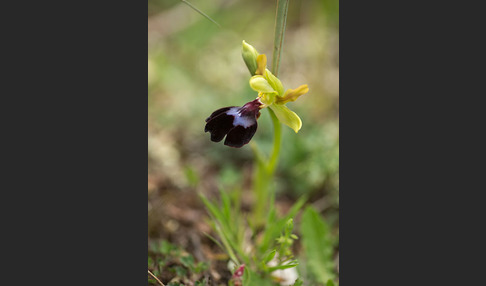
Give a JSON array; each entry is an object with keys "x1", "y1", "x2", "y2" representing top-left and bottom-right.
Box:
[{"x1": 148, "y1": 269, "x2": 165, "y2": 286}]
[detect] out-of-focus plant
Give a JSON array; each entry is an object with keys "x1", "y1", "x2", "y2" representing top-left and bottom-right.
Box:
[
  {"x1": 201, "y1": 189, "x2": 306, "y2": 285},
  {"x1": 299, "y1": 206, "x2": 337, "y2": 285}
]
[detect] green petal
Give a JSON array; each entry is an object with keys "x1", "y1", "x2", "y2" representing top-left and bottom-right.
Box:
[
  {"x1": 264, "y1": 69, "x2": 284, "y2": 96},
  {"x1": 249, "y1": 75, "x2": 276, "y2": 94},
  {"x1": 269, "y1": 104, "x2": 302, "y2": 133}
]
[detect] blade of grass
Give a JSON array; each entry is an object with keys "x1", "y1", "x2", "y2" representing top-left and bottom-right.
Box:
[
  {"x1": 214, "y1": 223, "x2": 240, "y2": 265},
  {"x1": 200, "y1": 193, "x2": 250, "y2": 264},
  {"x1": 203, "y1": 231, "x2": 225, "y2": 252},
  {"x1": 180, "y1": 0, "x2": 221, "y2": 28}
]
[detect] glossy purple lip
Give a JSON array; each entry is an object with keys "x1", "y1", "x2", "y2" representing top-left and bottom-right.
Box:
[{"x1": 204, "y1": 99, "x2": 262, "y2": 148}]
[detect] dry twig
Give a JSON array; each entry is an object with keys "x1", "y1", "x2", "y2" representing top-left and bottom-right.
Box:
[{"x1": 148, "y1": 269, "x2": 165, "y2": 286}]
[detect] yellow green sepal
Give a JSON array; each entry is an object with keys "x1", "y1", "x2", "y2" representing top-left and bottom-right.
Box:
[
  {"x1": 269, "y1": 104, "x2": 302, "y2": 133},
  {"x1": 264, "y1": 69, "x2": 284, "y2": 96},
  {"x1": 249, "y1": 75, "x2": 277, "y2": 95}
]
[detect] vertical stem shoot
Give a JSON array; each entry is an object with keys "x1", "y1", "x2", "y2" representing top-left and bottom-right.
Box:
[
  {"x1": 253, "y1": 0, "x2": 289, "y2": 226},
  {"x1": 268, "y1": 0, "x2": 289, "y2": 174},
  {"x1": 271, "y1": 0, "x2": 290, "y2": 77}
]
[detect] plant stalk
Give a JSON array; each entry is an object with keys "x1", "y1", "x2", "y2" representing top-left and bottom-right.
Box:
[
  {"x1": 268, "y1": 0, "x2": 289, "y2": 173},
  {"x1": 267, "y1": 108, "x2": 281, "y2": 175},
  {"x1": 253, "y1": 0, "x2": 289, "y2": 226},
  {"x1": 271, "y1": 0, "x2": 290, "y2": 77}
]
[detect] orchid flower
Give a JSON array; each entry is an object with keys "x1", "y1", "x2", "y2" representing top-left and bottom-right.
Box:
[
  {"x1": 205, "y1": 99, "x2": 262, "y2": 148},
  {"x1": 244, "y1": 41, "x2": 308, "y2": 133},
  {"x1": 204, "y1": 41, "x2": 308, "y2": 147}
]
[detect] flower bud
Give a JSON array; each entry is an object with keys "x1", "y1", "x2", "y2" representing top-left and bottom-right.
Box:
[
  {"x1": 242, "y1": 40, "x2": 259, "y2": 75},
  {"x1": 286, "y1": 218, "x2": 294, "y2": 233}
]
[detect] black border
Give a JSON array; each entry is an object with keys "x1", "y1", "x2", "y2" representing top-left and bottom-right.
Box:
[
  {"x1": 3, "y1": 1, "x2": 147, "y2": 284},
  {"x1": 340, "y1": 0, "x2": 484, "y2": 284}
]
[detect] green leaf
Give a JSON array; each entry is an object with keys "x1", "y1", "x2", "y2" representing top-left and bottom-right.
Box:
[
  {"x1": 171, "y1": 265, "x2": 187, "y2": 277},
  {"x1": 162, "y1": 240, "x2": 173, "y2": 254},
  {"x1": 180, "y1": 255, "x2": 194, "y2": 268},
  {"x1": 148, "y1": 256, "x2": 154, "y2": 268},
  {"x1": 269, "y1": 104, "x2": 302, "y2": 133},
  {"x1": 267, "y1": 260, "x2": 298, "y2": 272},
  {"x1": 259, "y1": 195, "x2": 306, "y2": 254},
  {"x1": 242, "y1": 268, "x2": 274, "y2": 286},
  {"x1": 300, "y1": 206, "x2": 335, "y2": 284},
  {"x1": 199, "y1": 193, "x2": 241, "y2": 264},
  {"x1": 184, "y1": 165, "x2": 199, "y2": 187},
  {"x1": 195, "y1": 277, "x2": 210, "y2": 286},
  {"x1": 194, "y1": 261, "x2": 208, "y2": 273},
  {"x1": 221, "y1": 189, "x2": 232, "y2": 228},
  {"x1": 285, "y1": 218, "x2": 294, "y2": 234},
  {"x1": 263, "y1": 249, "x2": 277, "y2": 264},
  {"x1": 292, "y1": 279, "x2": 304, "y2": 286},
  {"x1": 203, "y1": 231, "x2": 224, "y2": 251}
]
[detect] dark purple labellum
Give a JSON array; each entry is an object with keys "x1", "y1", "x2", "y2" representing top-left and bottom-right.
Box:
[{"x1": 204, "y1": 99, "x2": 262, "y2": 148}]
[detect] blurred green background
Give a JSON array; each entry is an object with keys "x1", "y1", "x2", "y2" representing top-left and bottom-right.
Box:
[{"x1": 148, "y1": 0, "x2": 339, "y2": 234}]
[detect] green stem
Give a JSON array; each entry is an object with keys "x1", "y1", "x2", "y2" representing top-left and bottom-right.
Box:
[
  {"x1": 267, "y1": 0, "x2": 288, "y2": 174},
  {"x1": 271, "y1": 0, "x2": 290, "y2": 77},
  {"x1": 252, "y1": 0, "x2": 289, "y2": 227},
  {"x1": 267, "y1": 108, "x2": 281, "y2": 175}
]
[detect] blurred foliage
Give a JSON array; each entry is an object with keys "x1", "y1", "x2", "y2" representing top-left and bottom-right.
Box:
[
  {"x1": 149, "y1": 240, "x2": 209, "y2": 285},
  {"x1": 299, "y1": 206, "x2": 337, "y2": 285}
]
